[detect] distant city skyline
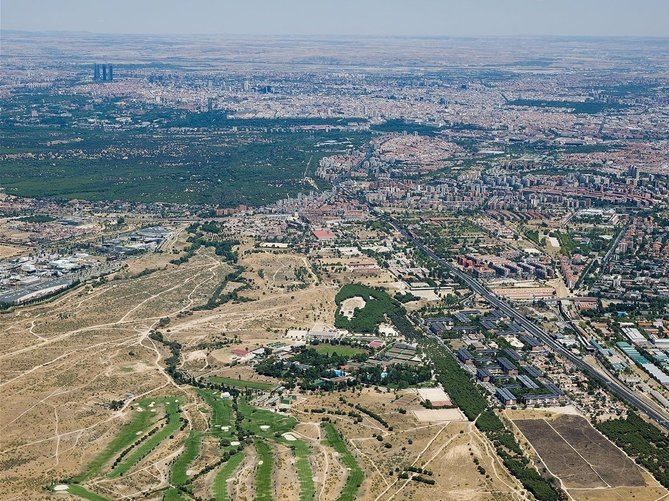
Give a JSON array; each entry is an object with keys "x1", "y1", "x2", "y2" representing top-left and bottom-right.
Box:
[{"x1": 2, "y1": 0, "x2": 669, "y2": 38}]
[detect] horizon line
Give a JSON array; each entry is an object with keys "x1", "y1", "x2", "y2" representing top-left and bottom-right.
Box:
[{"x1": 3, "y1": 28, "x2": 669, "y2": 41}]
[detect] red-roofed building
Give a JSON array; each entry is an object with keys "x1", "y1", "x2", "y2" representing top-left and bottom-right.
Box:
[
  {"x1": 313, "y1": 229, "x2": 336, "y2": 241},
  {"x1": 231, "y1": 348, "x2": 250, "y2": 357}
]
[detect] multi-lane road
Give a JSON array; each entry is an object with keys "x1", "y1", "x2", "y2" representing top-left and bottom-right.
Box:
[{"x1": 389, "y1": 219, "x2": 669, "y2": 430}]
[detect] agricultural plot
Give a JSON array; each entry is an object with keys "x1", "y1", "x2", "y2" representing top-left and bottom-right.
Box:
[
  {"x1": 550, "y1": 415, "x2": 645, "y2": 487},
  {"x1": 514, "y1": 415, "x2": 645, "y2": 489}
]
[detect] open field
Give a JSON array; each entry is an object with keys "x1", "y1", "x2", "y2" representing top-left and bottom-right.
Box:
[
  {"x1": 313, "y1": 344, "x2": 368, "y2": 357},
  {"x1": 0, "y1": 243, "x2": 24, "y2": 259},
  {"x1": 292, "y1": 387, "x2": 525, "y2": 500},
  {"x1": 512, "y1": 413, "x2": 666, "y2": 500},
  {"x1": 0, "y1": 246, "x2": 225, "y2": 497},
  {"x1": 514, "y1": 415, "x2": 644, "y2": 488}
]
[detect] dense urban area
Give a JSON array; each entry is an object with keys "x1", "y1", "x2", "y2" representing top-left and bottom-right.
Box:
[{"x1": 0, "y1": 31, "x2": 668, "y2": 501}]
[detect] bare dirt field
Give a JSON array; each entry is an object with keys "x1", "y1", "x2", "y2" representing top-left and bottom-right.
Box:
[
  {"x1": 0, "y1": 243, "x2": 24, "y2": 259},
  {"x1": 512, "y1": 414, "x2": 667, "y2": 501}
]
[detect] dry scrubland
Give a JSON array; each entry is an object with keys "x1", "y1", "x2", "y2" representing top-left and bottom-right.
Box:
[
  {"x1": 0, "y1": 240, "x2": 575, "y2": 500},
  {"x1": 0, "y1": 238, "x2": 227, "y2": 497},
  {"x1": 292, "y1": 387, "x2": 526, "y2": 500}
]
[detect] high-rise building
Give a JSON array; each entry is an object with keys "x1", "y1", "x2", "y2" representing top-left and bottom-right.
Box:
[
  {"x1": 108, "y1": 64, "x2": 113, "y2": 82},
  {"x1": 93, "y1": 64, "x2": 100, "y2": 81},
  {"x1": 102, "y1": 65, "x2": 107, "y2": 81}
]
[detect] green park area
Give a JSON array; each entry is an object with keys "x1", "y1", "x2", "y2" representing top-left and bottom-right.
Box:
[
  {"x1": 334, "y1": 283, "x2": 399, "y2": 333},
  {"x1": 313, "y1": 344, "x2": 368, "y2": 357}
]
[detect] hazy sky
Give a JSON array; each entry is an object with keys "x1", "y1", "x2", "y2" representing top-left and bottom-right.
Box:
[{"x1": 2, "y1": 0, "x2": 668, "y2": 37}]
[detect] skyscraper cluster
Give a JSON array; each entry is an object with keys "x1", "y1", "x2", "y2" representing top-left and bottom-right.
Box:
[{"x1": 93, "y1": 64, "x2": 114, "y2": 82}]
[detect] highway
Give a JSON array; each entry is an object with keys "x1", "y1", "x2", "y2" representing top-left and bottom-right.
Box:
[{"x1": 389, "y1": 219, "x2": 669, "y2": 430}]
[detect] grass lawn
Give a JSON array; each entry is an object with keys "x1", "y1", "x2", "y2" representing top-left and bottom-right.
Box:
[
  {"x1": 109, "y1": 398, "x2": 183, "y2": 478},
  {"x1": 162, "y1": 488, "x2": 185, "y2": 500},
  {"x1": 334, "y1": 283, "x2": 399, "y2": 333},
  {"x1": 292, "y1": 439, "x2": 315, "y2": 501},
  {"x1": 213, "y1": 451, "x2": 245, "y2": 501},
  {"x1": 170, "y1": 430, "x2": 201, "y2": 486},
  {"x1": 210, "y1": 376, "x2": 276, "y2": 391},
  {"x1": 238, "y1": 398, "x2": 296, "y2": 439},
  {"x1": 65, "y1": 484, "x2": 109, "y2": 501},
  {"x1": 255, "y1": 440, "x2": 274, "y2": 501},
  {"x1": 197, "y1": 389, "x2": 236, "y2": 438},
  {"x1": 75, "y1": 396, "x2": 173, "y2": 481},
  {"x1": 313, "y1": 344, "x2": 367, "y2": 357},
  {"x1": 322, "y1": 423, "x2": 363, "y2": 501}
]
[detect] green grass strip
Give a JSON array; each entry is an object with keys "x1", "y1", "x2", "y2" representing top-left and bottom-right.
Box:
[
  {"x1": 322, "y1": 423, "x2": 363, "y2": 501},
  {"x1": 292, "y1": 439, "x2": 315, "y2": 501},
  {"x1": 75, "y1": 397, "x2": 169, "y2": 481},
  {"x1": 197, "y1": 389, "x2": 235, "y2": 437},
  {"x1": 162, "y1": 488, "x2": 185, "y2": 501},
  {"x1": 254, "y1": 440, "x2": 273, "y2": 501},
  {"x1": 214, "y1": 451, "x2": 245, "y2": 501},
  {"x1": 65, "y1": 484, "x2": 109, "y2": 501},
  {"x1": 313, "y1": 345, "x2": 367, "y2": 357},
  {"x1": 170, "y1": 430, "x2": 201, "y2": 486},
  {"x1": 238, "y1": 398, "x2": 296, "y2": 439},
  {"x1": 109, "y1": 399, "x2": 182, "y2": 478},
  {"x1": 210, "y1": 376, "x2": 276, "y2": 391}
]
